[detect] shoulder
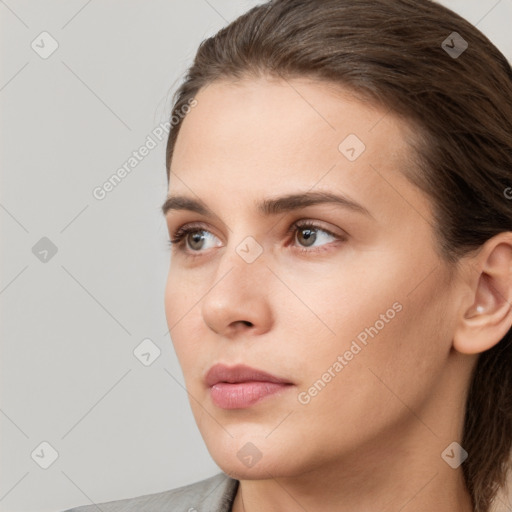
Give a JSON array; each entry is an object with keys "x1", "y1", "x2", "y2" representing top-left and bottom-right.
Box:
[{"x1": 61, "y1": 472, "x2": 239, "y2": 512}]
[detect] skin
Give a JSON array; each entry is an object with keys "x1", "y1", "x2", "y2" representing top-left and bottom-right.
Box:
[{"x1": 163, "y1": 76, "x2": 512, "y2": 512}]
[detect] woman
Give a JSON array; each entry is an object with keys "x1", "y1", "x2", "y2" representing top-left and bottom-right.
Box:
[{"x1": 64, "y1": 0, "x2": 512, "y2": 511}]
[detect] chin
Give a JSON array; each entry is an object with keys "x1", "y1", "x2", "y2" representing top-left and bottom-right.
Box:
[
  {"x1": 205, "y1": 436, "x2": 306, "y2": 480},
  {"x1": 214, "y1": 457, "x2": 295, "y2": 481}
]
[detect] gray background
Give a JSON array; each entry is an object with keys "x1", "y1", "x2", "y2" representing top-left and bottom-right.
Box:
[{"x1": 1, "y1": 1, "x2": 511, "y2": 511}]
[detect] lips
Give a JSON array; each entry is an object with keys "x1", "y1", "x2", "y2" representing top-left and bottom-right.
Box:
[
  {"x1": 205, "y1": 364, "x2": 294, "y2": 409},
  {"x1": 205, "y1": 363, "x2": 293, "y2": 387}
]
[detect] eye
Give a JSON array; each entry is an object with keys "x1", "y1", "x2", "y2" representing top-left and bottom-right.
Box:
[
  {"x1": 168, "y1": 222, "x2": 222, "y2": 254},
  {"x1": 167, "y1": 220, "x2": 345, "y2": 258},
  {"x1": 289, "y1": 221, "x2": 340, "y2": 253}
]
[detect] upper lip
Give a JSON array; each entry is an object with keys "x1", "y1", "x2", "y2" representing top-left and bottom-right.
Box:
[{"x1": 205, "y1": 363, "x2": 293, "y2": 387}]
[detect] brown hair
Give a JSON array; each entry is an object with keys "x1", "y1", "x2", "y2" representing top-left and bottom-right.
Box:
[{"x1": 164, "y1": 1, "x2": 512, "y2": 510}]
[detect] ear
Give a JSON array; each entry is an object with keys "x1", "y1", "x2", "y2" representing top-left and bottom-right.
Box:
[{"x1": 453, "y1": 232, "x2": 512, "y2": 355}]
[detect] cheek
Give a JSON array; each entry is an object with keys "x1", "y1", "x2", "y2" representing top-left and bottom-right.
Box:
[
  {"x1": 289, "y1": 255, "x2": 451, "y2": 420},
  {"x1": 164, "y1": 263, "x2": 202, "y2": 325},
  {"x1": 164, "y1": 270, "x2": 199, "y2": 360},
  {"x1": 290, "y1": 299, "x2": 441, "y2": 449},
  {"x1": 164, "y1": 270, "x2": 180, "y2": 334}
]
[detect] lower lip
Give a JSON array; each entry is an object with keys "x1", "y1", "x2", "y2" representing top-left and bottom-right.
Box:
[{"x1": 209, "y1": 381, "x2": 292, "y2": 409}]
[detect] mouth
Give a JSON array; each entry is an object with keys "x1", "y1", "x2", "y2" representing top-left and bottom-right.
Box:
[{"x1": 205, "y1": 363, "x2": 294, "y2": 410}]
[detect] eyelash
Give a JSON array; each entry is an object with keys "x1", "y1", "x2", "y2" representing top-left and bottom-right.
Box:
[{"x1": 167, "y1": 221, "x2": 345, "y2": 258}]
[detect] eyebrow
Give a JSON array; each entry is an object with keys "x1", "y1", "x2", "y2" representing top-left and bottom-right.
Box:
[{"x1": 161, "y1": 191, "x2": 373, "y2": 219}]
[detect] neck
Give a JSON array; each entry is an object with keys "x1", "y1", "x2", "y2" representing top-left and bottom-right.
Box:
[
  {"x1": 230, "y1": 392, "x2": 474, "y2": 512},
  {"x1": 230, "y1": 345, "x2": 476, "y2": 512},
  {"x1": 231, "y1": 434, "x2": 473, "y2": 512}
]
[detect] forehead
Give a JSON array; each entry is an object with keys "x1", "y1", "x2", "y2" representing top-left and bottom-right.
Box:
[
  {"x1": 174, "y1": 77, "x2": 392, "y2": 165},
  {"x1": 169, "y1": 77, "x2": 431, "y2": 226}
]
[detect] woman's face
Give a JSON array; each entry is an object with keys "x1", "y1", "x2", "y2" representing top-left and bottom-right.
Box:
[{"x1": 163, "y1": 77, "x2": 465, "y2": 479}]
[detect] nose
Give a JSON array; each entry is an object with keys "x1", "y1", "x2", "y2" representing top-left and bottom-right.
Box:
[{"x1": 201, "y1": 244, "x2": 274, "y2": 338}]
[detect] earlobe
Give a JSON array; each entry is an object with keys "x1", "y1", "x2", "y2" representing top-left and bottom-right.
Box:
[
  {"x1": 474, "y1": 305, "x2": 485, "y2": 315},
  {"x1": 453, "y1": 235, "x2": 512, "y2": 355}
]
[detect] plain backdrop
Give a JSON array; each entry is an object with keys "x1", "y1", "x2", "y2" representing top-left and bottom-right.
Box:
[{"x1": 1, "y1": 1, "x2": 511, "y2": 511}]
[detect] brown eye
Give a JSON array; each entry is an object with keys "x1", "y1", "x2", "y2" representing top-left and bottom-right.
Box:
[
  {"x1": 291, "y1": 222, "x2": 339, "y2": 250},
  {"x1": 169, "y1": 224, "x2": 223, "y2": 257},
  {"x1": 187, "y1": 231, "x2": 207, "y2": 251},
  {"x1": 168, "y1": 220, "x2": 344, "y2": 258},
  {"x1": 296, "y1": 227, "x2": 317, "y2": 247}
]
